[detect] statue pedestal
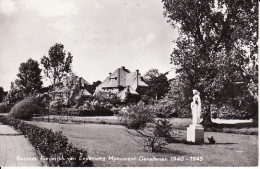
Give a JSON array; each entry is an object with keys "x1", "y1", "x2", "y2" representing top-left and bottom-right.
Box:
[{"x1": 187, "y1": 124, "x2": 204, "y2": 143}]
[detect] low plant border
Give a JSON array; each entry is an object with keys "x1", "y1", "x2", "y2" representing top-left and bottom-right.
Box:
[{"x1": 0, "y1": 115, "x2": 93, "y2": 167}]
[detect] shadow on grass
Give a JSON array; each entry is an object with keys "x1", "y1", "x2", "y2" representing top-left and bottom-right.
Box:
[
  {"x1": 213, "y1": 143, "x2": 237, "y2": 145},
  {"x1": 0, "y1": 133, "x2": 22, "y2": 136},
  {"x1": 167, "y1": 137, "x2": 237, "y2": 146},
  {"x1": 203, "y1": 121, "x2": 258, "y2": 129}
]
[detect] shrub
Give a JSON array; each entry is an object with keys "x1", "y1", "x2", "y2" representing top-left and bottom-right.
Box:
[
  {"x1": 119, "y1": 102, "x2": 155, "y2": 129},
  {"x1": 151, "y1": 99, "x2": 176, "y2": 118},
  {"x1": 9, "y1": 96, "x2": 40, "y2": 120},
  {"x1": 44, "y1": 93, "x2": 118, "y2": 116},
  {"x1": 75, "y1": 95, "x2": 92, "y2": 107},
  {"x1": 94, "y1": 91, "x2": 120, "y2": 106},
  {"x1": 211, "y1": 104, "x2": 253, "y2": 119},
  {"x1": 127, "y1": 119, "x2": 173, "y2": 152},
  {"x1": 0, "y1": 115, "x2": 93, "y2": 167},
  {"x1": 146, "y1": 97, "x2": 191, "y2": 118},
  {"x1": 0, "y1": 103, "x2": 12, "y2": 113}
]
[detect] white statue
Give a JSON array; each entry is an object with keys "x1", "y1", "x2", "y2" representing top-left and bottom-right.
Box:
[{"x1": 191, "y1": 89, "x2": 201, "y2": 124}]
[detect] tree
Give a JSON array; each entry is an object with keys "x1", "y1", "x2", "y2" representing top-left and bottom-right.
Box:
[
  {"x1": 143, "y1": 69, "x2": 170, "y2": 101},
  {"x1": 15, "y1": 58, "x2": 42, "y2": 96},
  {"x1": 86, "y1": 80, "x2": 102, "y2": 95},
  {"x1": 41, "y1": 43, "x2": 73, "y2": 87},
  {"x1": 6, "y1": 81, "x2": 24, "y2": 105},
  {"x1": 162, "y1": 0, "x2": 258, "y2": 124},
  {"x1": 143, "y1": 68, "x2": 160, "y2": 81},
  {"x1": 164, "y1": 74, "x2": 192, "y2": 118},
  {"x1": 0, "y1": 87, "x2": 7, "y2": 103}
]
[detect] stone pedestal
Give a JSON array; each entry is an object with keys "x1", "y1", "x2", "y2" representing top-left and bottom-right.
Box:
[{"x1": 187, "y1": 124, "x2": 204, "y2": 143}]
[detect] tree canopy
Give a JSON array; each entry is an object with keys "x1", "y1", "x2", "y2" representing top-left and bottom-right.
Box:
[
  {"x1": 41, "y1": 43, "x2": 73, "y2": 87},
  {"x1": 15, "y1": 58, "x2": 43, "y2": 96},
  {"x1": 86, "y1": 80, "x2": 102, "y2": 95},
  {"x1": 142, "y1": 69, "x2": 170, "y2": 101},
  {"x1": 6, "y1": 58, "x2": 42, "y2": 104},
  {"x1": 162, "y1": 0, "x2": 258, "y2": 122},
  {"x1": 0, "y1": 87, "x2": 7, "y2": 103}
]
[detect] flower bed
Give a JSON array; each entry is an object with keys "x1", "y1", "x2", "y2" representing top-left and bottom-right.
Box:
[{"x1": 0, "y1": 115, "x2": 93, "y2": 167}]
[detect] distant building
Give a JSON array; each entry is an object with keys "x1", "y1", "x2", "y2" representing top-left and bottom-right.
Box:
[{"x1": 94, "y1": 66, "x2": 148, "y2": 101}]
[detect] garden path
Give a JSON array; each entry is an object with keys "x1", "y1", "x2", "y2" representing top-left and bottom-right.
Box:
[{"x1": 0, "y1": 123, "x2": 41, "y2": 167}]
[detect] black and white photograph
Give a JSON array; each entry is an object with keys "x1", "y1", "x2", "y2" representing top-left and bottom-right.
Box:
[{"x1": 0, "y1": 0, "x2": 258, "y2": 167}]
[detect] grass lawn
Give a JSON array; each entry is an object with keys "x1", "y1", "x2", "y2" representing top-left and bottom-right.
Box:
[
  {"x1": 27, "y1": 121, "x2": 258, "y2": 167},
  {"x1": 32, "y1": 115, "x2": 258, "y2": 135}
]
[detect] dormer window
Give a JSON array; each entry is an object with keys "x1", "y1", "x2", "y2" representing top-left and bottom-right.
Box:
[{"x1": 109, "y1": 77, "x2": 117, "y2": 80}]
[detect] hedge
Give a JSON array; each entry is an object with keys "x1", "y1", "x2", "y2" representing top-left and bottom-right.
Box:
[
  {"x1": 0, "y1": 115, "x2": 93, "y2": 167},
  {"x1": 46, "y1": 107, "x2": 114, "y2": 116}
]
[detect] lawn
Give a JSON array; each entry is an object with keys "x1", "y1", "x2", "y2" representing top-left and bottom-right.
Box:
[
  {"x1": 32, "y1": 115, "x2": 258, "y2": 135},
  {"x1": 27, "y1": 121, "x2": 258, "y2": 167}
]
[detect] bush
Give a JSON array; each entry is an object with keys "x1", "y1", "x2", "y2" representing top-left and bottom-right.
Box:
[
  {"x1": 94, "y1": 91, "x2": 120, "y2": 106},
  {"x1": 75, "y1": 95, "x2": 91, "y2": 107},
  {"x1": 127, "y1": 119, "x2": 173, "y2": 152},
  {"x1": 211, "y1": 104, "x2": 253, "y2": 119},
  {"x1": 145, "y1": 97, "x2": 191, "y2": 118},
  {"x1": 119, "y1": 102, "x2": 155, "y2": 129},
  {"x1": 0, "y1": 115, "x2": 93, "y2": 167},
  {"x1": 0, "y1": 103, "x2": 12, "y2": 113},
  {"x1": 55, "y1": 107, "x2": 114, "y2": 116},
  {"x1": 9, "y1": 96, "x2": 40, "y2": 120},
  {"x1": 44, "y1": 94, "x2": 117, "y2": 116},
  {"x1": 151, "y1": 99, "x2": 177, "y2": 118}
]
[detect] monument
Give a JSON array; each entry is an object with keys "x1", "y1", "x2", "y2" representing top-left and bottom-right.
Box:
[{"x1": 187, "y1": 89, "x2": 204, "y2": 143}]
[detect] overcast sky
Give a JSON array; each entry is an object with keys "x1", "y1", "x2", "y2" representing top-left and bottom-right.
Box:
[{"x1": 0, "y1": 0, "x2": 178, "y2": 91}]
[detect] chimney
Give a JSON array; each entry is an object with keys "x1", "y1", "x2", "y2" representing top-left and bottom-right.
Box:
[
  {"x1": 121, "y1": 66, "x2": 125, "y2": 70},
  {"x1": 109, "y1": 73, "x2": 112, "y2": 76},
  {"x1": 118, "y1": 68, "x2": 121, "y2": 87},
  {"x1": 79, "y1": 77, "x2": 82, "y2": 88},
  {"x1": 136, "y1": 69, "x2": 139, "y2": 86}
]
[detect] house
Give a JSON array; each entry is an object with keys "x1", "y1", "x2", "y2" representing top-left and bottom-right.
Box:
[{"x1": 94, "y1": 66, "x2": 148, "y2": 101}]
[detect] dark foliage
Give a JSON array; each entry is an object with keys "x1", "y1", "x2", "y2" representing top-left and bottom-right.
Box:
[
  {"x1": 85, "y1": 80, "x2": 102, "y2": 95},
  {"x1": 162, "y1": 0, "x2": 258, "y2": 123},
  {"x1": 5, "y1": 82, "x2": 25, "y2": 105},
  {"x1": 142, "y1": 69, "x2": 170, "y2": 101},
  {"x1": 0, "y1": 103, "x2": 12, "y2": 113},
  {"x1": 211, "y1": 104, "x2": 255, "y2": 119},
  {"x1": 50, "y1": 108, "x2": 114, "y2": 116},
  {"x1": 207, "y1": 136, "x2": 216, "y2": 144},
  {"x1": 16, "y1": 58, "x2": 43, "y2": 96},
  {"x1": 0, "y1": 86, "x2": 7, "y2": 103}
]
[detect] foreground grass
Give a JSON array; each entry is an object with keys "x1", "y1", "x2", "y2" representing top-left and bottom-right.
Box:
[{"x1": 27, "y1": 121, "x2": 258, "y2": 167}]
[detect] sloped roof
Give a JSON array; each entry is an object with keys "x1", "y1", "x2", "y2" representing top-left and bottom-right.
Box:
[
  {"x1": 94, "y1": 66, "x2": 148, "y2": 101},
  {"x1": 78, "y1": 88, "x2": 92, "y2": 96},
  {"x1": 99, "y1": 67, "x2": 148, "y2": 89},
  {"x1": 126, "y1": 72, "x2": 148, "y2": 90},
  {"x1": 118, "y1": 86, "x2": 139, "y2": 101},
  {"x1": 79, "y1": 77, "x2": 90, "y2": 85}
]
